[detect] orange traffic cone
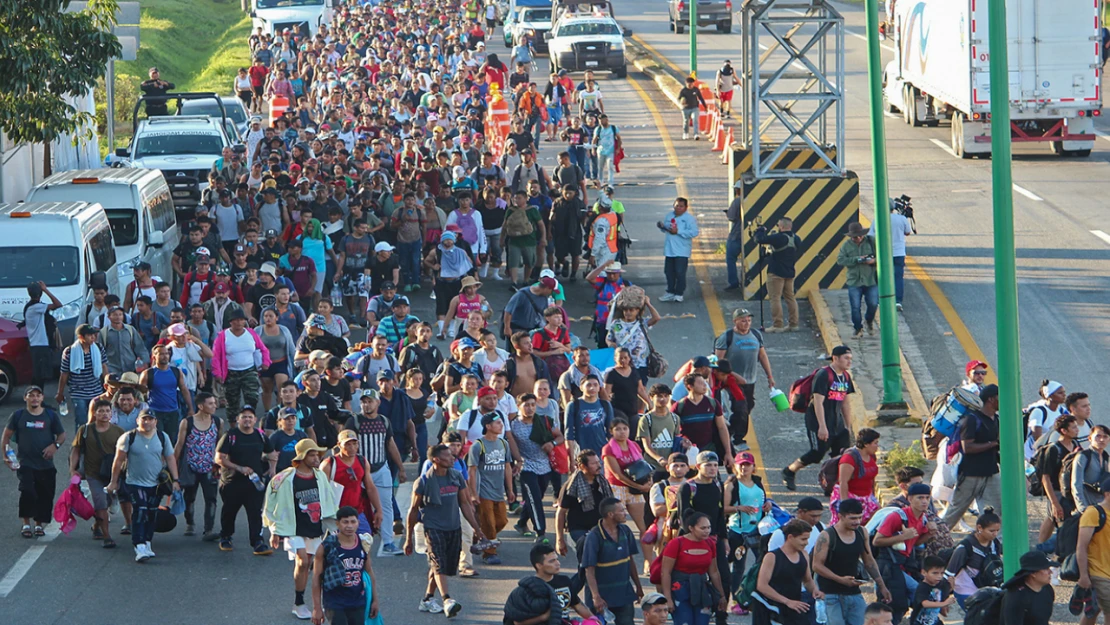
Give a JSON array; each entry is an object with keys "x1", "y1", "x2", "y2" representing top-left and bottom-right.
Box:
[
  {"x1": 712, "y1": 118, "x2": 727, "y2": 152},
  {"x1": 720, "y1": 127, "x2": 734, "y2": 163}
]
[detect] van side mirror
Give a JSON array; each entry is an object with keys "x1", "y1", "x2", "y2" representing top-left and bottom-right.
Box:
[
  {"x1": 544, "y1": 31, "x2": 554, "y2": 41},
  {"x1": 249, "y1": 10, "x2": 256, "y2": 17},
  {"x1": 115, "y1": 148, "x2": 129, "y2": 157},
  {"x1": 148, "y1": 231, "x2": 165, "y2": 247},
  {"x1": 623, "y1": 28, "x2": 633, "y2": 37}
]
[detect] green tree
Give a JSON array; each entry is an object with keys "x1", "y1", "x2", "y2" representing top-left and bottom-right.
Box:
[{"x1": 0, "y1": 0, "x2": 122, "y2": 145}]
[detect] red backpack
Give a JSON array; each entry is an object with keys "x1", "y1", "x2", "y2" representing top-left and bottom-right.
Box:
[{"x1": 787, "y1": 366, "x2": 834, "y2": 413}]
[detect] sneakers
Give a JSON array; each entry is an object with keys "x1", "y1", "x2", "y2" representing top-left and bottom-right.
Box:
[
  {"x1": 380, "y1": 542, "x2": 403, "y2": 556},
  {"x1": 896, "y1": 303, "x2": 904, "y2": 312},
  {"x1": 430, "y1": 291, "x2": 436, "y2": 300},
  {"x1": 292, "y1": 604, "x2": 312, "y2": 620},
  {"x1": 393, "y1": 520, "x2": 404, "y2": 535},
  {"x1": 419, "y1": 598, "x2": 445, "y2": 613},
  {"x1": 184, "y1": 524, "x2": 195, "y2": 537},
  {"x1": 781, "y1": 467, "x2": 797, "y2": 491},
  {"x1": 219, "y1": 538, "x2": 233, "y2": 551},
  {"x1": 787, "y1": 325, "x2": 800, "y2": 332},
  {"x1": 765, "y1": 326, "x2": 783, "y2": 333},
  {"x1": 444, "y1": 598, "x2": 462, "y2": 618},
  {"x1": 202, "y1": 531, "x2": 220, "y2": 542},
  {"x1": 659, "y1": 293, "x2": 676, "y2": 302},
  {"x1": 694, "y1": 134, "x2": 701, "y2": 141},
  {"x1": 253, "y1": 542, "x2": 274, "y2": 556},
  {"x1": 514, "y1": 523, "x2": 536, "y2": 538},
  {"x1": 682, "y1": 132, "x2": 689, "y2": 140},
  {"x1": 866, "y1": 320, "x2": 875, "y2": 335},
  {"x1": 508, "y1": 501, "x2": 522, "y2": 514},
  {"x1": 674, "y1": 295, "x2": 684, "y2": 302},
  {"x1": 735, "y1": 441, "x2": 750, "y2": 452},
  {"x1": 135, "y1": 545, "x2": 152, "y2": 563},
  {"x1": 144, "y1": 541, "x2": 155, "y2": 558},
  {"x1": 853, "y1": 327, "x2": 864, "y2": 338},
  {"x1": 482, "y1": 554, "x2": 503, "y2": 565}
]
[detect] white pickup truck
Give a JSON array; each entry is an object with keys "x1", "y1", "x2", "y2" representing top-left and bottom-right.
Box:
[
  {"x1": 251, "y1": 0, "x2": 336, "y2": 38},
  {"x1": 883, "y1": 0, "x2": 1102, "y2": 158}
]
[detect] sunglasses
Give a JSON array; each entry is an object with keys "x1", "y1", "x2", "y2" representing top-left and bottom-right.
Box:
[{"x1": 972, "y1": 370, "x2": 988, "y2": 376}]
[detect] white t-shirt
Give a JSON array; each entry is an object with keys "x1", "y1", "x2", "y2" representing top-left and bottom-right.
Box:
[
  {"x1": 474, "y1": 347, "x2": 509, "y2": 381},
  {"x1": 168, "y1": 342, "x2": 203, "y2": 391},
  {"x1": 497, "y1": 393, "x2": 518, "y2": 418},
  {"x1": 868, "y1": 212, "x2": 913, "y2": 257},
  {"x1": 1024, "y1": 401, "x2": 1066, "y2": 460},
  {"x1": 223, "y1": 329, "x2": 257, "y2": 371}
]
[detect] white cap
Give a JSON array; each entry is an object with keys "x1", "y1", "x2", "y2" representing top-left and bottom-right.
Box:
[{"x1": 374, "y1": 242, "x2": 395, "y2": 253}]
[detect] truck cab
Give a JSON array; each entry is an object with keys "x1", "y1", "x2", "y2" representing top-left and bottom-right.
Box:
[
  {"x1": 251, "y1": 0, "x2": 336, "y2": 38},
  {"x1": 546, "y1": 0, "x2": 629, "y2": 77}
]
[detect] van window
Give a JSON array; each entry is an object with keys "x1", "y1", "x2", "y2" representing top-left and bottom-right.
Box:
[
  {"x1": 145, "y1": 188, "x2": 176, "y2": 233},
  {"x1": 105, "y1": 209, "x2": 140, "y2": 246},
  {"x1": 88, "y1": 225, "x2": 117, "y2": 272},
  {"x1": 0, "y1": 247, "x2": 81, "y2": 288}
]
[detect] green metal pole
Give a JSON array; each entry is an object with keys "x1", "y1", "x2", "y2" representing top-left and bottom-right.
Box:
[
  {"x1": 986, "y1": 0, "x2": 1027, "y2": 576},
  {"x1": 863, "y1": 0, "x2": 903, "y2": 406},
  {"x1": 689, "y1": 0, "x2": 698, "y2": 76}
]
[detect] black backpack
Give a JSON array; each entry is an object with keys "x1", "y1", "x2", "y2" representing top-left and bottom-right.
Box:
[
  {"x1": 1027, "y1": 437, "x2": 1064, "y2": 497},
  {"x1": 1057, "y1": 504, "x2": 1106, "y2": 559},
  {"x1": 963, "y1": 587, "x2": 1005, "y2": 625},
  {"x1": 1059, "y1": 447, "x2": 1097, "y2": 506},
  {"x1": 819, "y1": 447, "x2": 865, "y2": 497},
  {"x1": 958, "y1": 535, "x2": 1004, "y2": 588}
]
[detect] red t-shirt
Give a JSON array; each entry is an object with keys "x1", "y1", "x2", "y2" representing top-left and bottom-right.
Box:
[
  {"x1": 484, "y1": 65, "x2": 508, "y2": 90},
  {"x1": 531, "y1": 326, "x2": 569, "y2": 353},
  {"x1": 877, "y1": 507, "x2": 929, "y2": 558},
  {"x1": 601, "y1": 438, "x2": 643, "y2": 487},
  {"x1": 840, "y1": 451, "x2": 879, "y2": 497},
  {"x1": 248, "y1": 65, "x2": 269, "y2": 88},
  {"x1": 662, "y1": 535, "x2": 717, "y2": 574}
]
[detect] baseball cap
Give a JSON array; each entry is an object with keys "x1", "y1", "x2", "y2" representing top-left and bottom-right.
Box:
[
  {"x1": 966, "y1": 360, "x2": 989, "y2": 375},
  {"x1": 390, "y1": 296, "x2": 411, "y2": 308},
  {"x1": 458, "y1": 337, "x2": 479, "y2": 350},
  {"x1": 733, "y1": 308, "x2": 753, "y2": 319},
  {"x1": 196, "y1": 247, "x2": 212, "y2": 257},
  {"x1": 691, "y1": 355, "x2": 712, "y2": 369},
  {"x1": 234, "y1": 245, "x2": 246, "y2": 254},
  {"x1": 477, "y1": 386, "x2": 498, "y2": 399},
  {"x1": 360, "y1": 390, "x2": 381, "y2": 403},
  {"x1": 308, "y1": 349, "x2": 330, "y2": 362},
  {"x1": 666, "y1": 452, "x2": 689, "y2": 466},
  {"x1": 641, "y1": 593, "x2": 668, "y2": 609},
  {"x1": 307, "y1": 314, "x2": 327, "y2": 329},
  {"x1": 279, "y1": 407, "x2": 298, "y2": 419},
  {"x1": 736, "y1": 451, "x2": 755, "y2": 466},
  {"x1": 380, "y1": 281, "x2": 396, "y2": 291},
  {"x1": 797, "y1": 497, "x2": 824, "y2": 512},
  {"x1": 374, "y1": 242, "x2": 395, "y2": 253},
  {"x1": 831, "y1": 345, "x2": 851, "y2": 357},
  {"x1": 696, "y1": 451, "x2": 719, "y2": 465},
  {"x1": 23, "y1": 385, "x2": 44, "y2": 397},
  {"x1": 376, "y1": 369, "x2": 395, "y2": 381},
  {"x1": 168, "y1": 323, "x2": 188, "y2": 336},
  {"x1": 480, "y1": 411, "x2": 503, "y2": 427},
  {"x1": 539, "y1": 277, "x2": 557, "y2": 289},
  {"x1": 214, "y1": 282, "x2": 230, "y2": 294}
]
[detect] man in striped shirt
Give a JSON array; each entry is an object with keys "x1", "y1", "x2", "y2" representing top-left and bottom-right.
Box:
[{"x1": 57, "y1": 324, "x2": 107, "y2": 430}]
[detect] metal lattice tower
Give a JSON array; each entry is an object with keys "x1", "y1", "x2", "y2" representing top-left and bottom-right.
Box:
[{"x1": 740, "y1": 0, "x2": 845, "y2": 178}]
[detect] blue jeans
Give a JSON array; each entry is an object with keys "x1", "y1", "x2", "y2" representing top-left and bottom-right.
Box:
[
  {"x1": 69, "y1": 396, "x2": 93, "y2": 431},
  {"x1": 672, "y1": 579, "x2": 712, "y2": 625},
  {"x1": 893, "y1": 255, "x2": 906, "y2": 304},
  {"x1": 413, "y1": 421, "x2": 428, "y2": 465},
  {"x1": 128, "y1": 484, "x2": 159, "y2": 546},
  {"x1": 397, "y1": 240, "x2": 422, "y2": 287},
  {"x1": 665, "y1": 256, "x2": 690, "y2": 295},
  {"x1": 725, "y1": 239, "x2": 742, "y2": 287},
  {"x1": 825, "y1": 593, "x2": 867, "y2": 625},
  {"x1": 847, "y1": 284, "x2": 878, "y2": 331}
]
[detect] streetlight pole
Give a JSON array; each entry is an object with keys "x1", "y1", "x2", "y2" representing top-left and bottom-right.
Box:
[
  {"x1": 689, "y1": 1, "x2": 698, "y2": 76},
  {"x1": 863, "y1": 0, "x2": 903, "y2": 406},
  {"x1": 986, "y1": 0, "x2": 1027, "y2": 575}
]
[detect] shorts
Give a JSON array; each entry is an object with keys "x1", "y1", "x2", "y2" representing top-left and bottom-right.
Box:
[
  {"x1": 611, "y1": 483, "x2": 643, "y2": 506},
  {"x1": 313, "y1": 270, "x2": 326, "y2": 295},
  {"x1": 547, "y1": 105, "x2": 563, "y2": 126},
  {"x1": 506, "y1": 244, "x2": 537, "y2": 269},
  {"x1": 484, "y1": 231, "x2": 503, "y2": 265},
  {"x1": 719, "y1": 89, "x2": 735, "y2": 102},
  {"x1": 424, "y1": 527, "x2": 462, "y2": 576},
  {"x1": 340, "y1": 272, "x2": 368, "y2": 298},
  {"x1": 260, "y1": 359, "x2": 289, "y2": 380},
  {"x1": 87, "y1": 477, "x2": 109, "y2": 511},
  {"x1": 252, "y1": 85, "x2": 264, "y2": 98},
  {"x1": 284, "y1": 535, "x2": 323, "y2": 561},
  {"x1": 238, "y1": 90, "x2": 253, "y2": 105}
]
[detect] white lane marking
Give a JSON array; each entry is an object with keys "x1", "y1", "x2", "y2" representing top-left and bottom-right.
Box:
[
  {"x1": 928, "y1": 138, "x2": 958, "y2": 158},
  {"x1": 0, "y1": 546, "x2": 47, "y2": 598},
  {"x1": 1095, "y1": 129, "x2": 1110, "y2": 144},
  {"x1": 1091, "y1": 230, "x2": 1110, "y2": 245},
  {"x1": 1012, "y1": 184, "x2": 1044, "y2": 202},
  {"x1": 847, "y1": 30, "x2": 896, "y2": 53}
]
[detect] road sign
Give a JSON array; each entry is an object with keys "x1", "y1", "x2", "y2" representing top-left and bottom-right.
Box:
[{"x1": 65, "y1": 1, "x2": 141, "y2": 60}]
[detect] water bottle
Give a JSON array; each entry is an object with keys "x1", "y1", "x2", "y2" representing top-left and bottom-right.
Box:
[
  {"x1": 4, "y1": 445, "x2": 19, "y2": 471},
  {"x1": 815, "y1": 598, "x2": 827, "y2": 624},
  {"x1": 249, "y1": 472, "x2": 265, "y2": 491},
  {"x1": 59, "y1": 402, "x2": 69, "y2": 417},
  {"x1": 331, "y1": 286, "x2": 342, "y2": 308},
  {"x1": 601, "y1": 608, "x2": 616, "y2": 624}
]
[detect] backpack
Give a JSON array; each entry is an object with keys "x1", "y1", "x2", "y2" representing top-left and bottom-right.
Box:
[
  {"x1": 734, "y1": 555, "x2": 762, "y2": 607},
  {"x1": 502, "y1": 207, "x2": 535, "y2": 238},
  {"x1": 1021, "y1": 404, "x2": 1050, "y2": 451},
  {"x1": 126, "y1": 429, "x2": 173, "y2": 497},
  {"x1": 787, "y1": 366, "x2": 835, "y2": 413},
  {"x1": 1026, "y1": 436, "x2": 1063, "y2": 497},
  {"x1": 18, "y1": 300, "x2": 59, "y2": 350},
  {"x1": 1059, "y1": 447, "x2": 1095, "y2": 507},
  {"x1": 962, "y1": 587, "x2": 1005, "y2": 625},
  {"x1": 928, "y1": 386, "x2": 983, "y2": 440},
  {"x1": 958, "y1": 536, "x2": 1005, "y2": 588},
  {"x1": 864, "y1": 506, "x2": 911, "y2": 562},
  {"x1": 357, "y1": 352, "x2": 398, "y2": 381},
  {"x1": 567, "y1": 398, "x2": 614, "y2": 444},
  {"x1": 1057, "y1": 504, "x2": 1107, "y2": 560},
  {"x1": 818, "y1": 447, "x2": 865, "y2": 497}
]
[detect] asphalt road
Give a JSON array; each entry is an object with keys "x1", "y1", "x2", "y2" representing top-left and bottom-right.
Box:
[
  {"x1": 0, "y1": 29, "x2": 840, "y2": 624},
  {"x1": 613, "y1": 0, "x2": 1110, "y2": 424}
]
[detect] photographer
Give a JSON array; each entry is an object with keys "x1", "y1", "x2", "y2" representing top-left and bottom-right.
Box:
[
  {"x1": 837, "y1": 223, "x2": 878, "y2": 338},
  {"x1": 754, "y1": 218, "x2": 800, "y2": 332},
  {"x1": 869, "y1": 197, "x2": 915, "y2": 312}
]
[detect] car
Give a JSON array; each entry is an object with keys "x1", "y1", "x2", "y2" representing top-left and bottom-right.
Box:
[
  {"x1": 504, "y1": 6, "x2": 553, "y2": 51},
  {"x1": 179, "y1": 95, "x2": 250, "y2": 139},
  {"x1": 547, "y1": 2, "x2": 629, "y2": 78},
  {"x1": 669, "y1": 0, "x2": 733, "y2": 34},
  {"x1": 0, "y1": 299, "x2": 40, "y2": 405}
]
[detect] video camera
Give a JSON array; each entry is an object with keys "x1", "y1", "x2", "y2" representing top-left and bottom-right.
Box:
[{"x1": 892, "y1": 194, "x2": 917, "y2": 233}]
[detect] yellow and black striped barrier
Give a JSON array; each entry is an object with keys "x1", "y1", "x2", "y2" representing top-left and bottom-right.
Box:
[
  {"x1": 728, "y1": 147, "x2": 838, "y2": 186},
  {"x1": 728, "y1": 147, "x2": 860, "y2": 300}
]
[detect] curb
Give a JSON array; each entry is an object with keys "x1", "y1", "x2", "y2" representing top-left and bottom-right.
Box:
[{"x1": 624, "y1": 34, "x2": 687, "y2": 112}]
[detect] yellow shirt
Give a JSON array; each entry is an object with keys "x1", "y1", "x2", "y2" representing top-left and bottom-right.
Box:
[{"x1": 1081, "y1": 505, "x2": 1110, "y2": 579}]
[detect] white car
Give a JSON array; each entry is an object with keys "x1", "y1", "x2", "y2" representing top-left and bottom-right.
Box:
[
  {"x1": 504, "y1": 6, "x2": 553, "y2": 52},
  {"x1": 547, "y1": 13, "x2": 629, "y2": 77}
]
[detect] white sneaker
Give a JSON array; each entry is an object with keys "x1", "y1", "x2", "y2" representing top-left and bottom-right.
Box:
[
  {"x1": 659, "y1": 293, "x2": 676, "y2": 302},
  {"x1": 292, "y1": 604, "x2": 312, "y2": 620},
  {"x1": 144, "y1": 542, "x2": 155, "y2": 558},
  {"x1": 492, "y1": 269, "x2": 504, "y2": 281},
  {"x1": 694, "y1": 134, "x2": 701, "y2": 141},
  {"x1": 444, "y1": 598, "x2": 462, "y2": 618},
  {"x1": 674, "y1": 295, "x2": 684, "y2": 302},
  {"x1": 430, "y1": 291, "x2": 436, "y2": 300},
  {"x1": 419, "y1": 598, "x2": 445, "y2": 613},
  {"x1": 135, "y1": 546, "x2": 151, "y2": 562},
  {"x1": 896, "y1": 303, "x2": 903, "y2": 312},
  {"x1": 682, "y1": 132, "x2": 689, "y2": 140}
]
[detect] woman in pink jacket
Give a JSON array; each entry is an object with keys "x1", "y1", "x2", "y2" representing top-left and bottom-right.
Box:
[{"x1": 212, "y1": 309, "x2": 271, "y2": 418}]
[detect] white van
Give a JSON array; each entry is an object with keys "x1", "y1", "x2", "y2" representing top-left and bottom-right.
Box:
[
  {"x1": 26, "y1": 169, "x2": 180, "y2": 291},
  {"x1": 0, "y1": 202, "x2": 122, "y2": 341}
]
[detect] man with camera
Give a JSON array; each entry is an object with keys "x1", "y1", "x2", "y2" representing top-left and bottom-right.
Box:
[
  {"x1": 754, "y1": 218, "x2": 800, "y2": 332},
  {"x1": 869, "y1": 197, "x2": 915, "y2": 312},
  {"x1": 837, "y1": 222, "x2": 878, "y2": 338}
]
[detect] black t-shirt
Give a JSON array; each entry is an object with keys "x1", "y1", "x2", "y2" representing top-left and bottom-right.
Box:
[
  {"x1": 321, "y1": 378, "x2": 352, "y2": 409},
  {"x1": 558, "y1": 477, "x2": 606, "y2": 532},
  {"x1": 298, "y1": 392, "x2": 340, "y2": 449},
  {"x1": 804, "y1": 367, "x2": 854, "y2": 435},
  {"x1": 678, "y1": 87, "x2": 703, "y2": 109},
  {"x1": 1000, "y1": 583, "x2": 1054, "y2": 625},
  {"x1": 679, "y1": 479, "x2": 726, "y2": 538},
  {"x1": 604, "y1": 368, "x2": 641, "y2": 420},
  {"x1": 909, "y1": 579, "x2": 952, "y2": 625},
  {"x1": 400, "y1": 343, "x2": 443, "y2": 385},
  {"x1": 174, "y1": 241, "x2": 206, "y2": 272},
  {"x1": 547, "y1": 573, "x2": 583, "y2": 620},
  {"x1": 1041, "y1": 440, "x2": 1077, "y2": 493},
  {"x1": 270, "y1": 429, "x2": 307, "y2": 473},
  {"x1": 217, "y1": 427, "x2": 274, "y2": 485},
  {"x1": 507, "y1": 131, "x2": 534, "y2": 153},
  {"x1": 247, "y1": 283, "x2": 280, "y2": 314},
  {"x1": 959, "y1": 410, "x2": 1001, "y2": 477},
  {"x1": 5, "y1": 408, "x2": 64, "y2": 470},
  {"x1": 292, "y1": 472, "x2": 324, "y2": 538},
  {"x1": 365, "y1": 255, "x2": 399, "y2": 292}
]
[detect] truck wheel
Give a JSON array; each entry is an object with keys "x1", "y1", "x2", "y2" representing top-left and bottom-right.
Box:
[
  {"x1": 613, "y1": 65, "x2": 628, "y2": 79},
  {"x1": 904, "y1": 85, "x2": 923, "y2": 127},
  {"x1": 676, "y1": 22, "x2": 685, "y2": 35},
  {"x1": 669, "y1": 17, "x2": 675, "y2": 31},
  {"x1": 719, "y1": 20, "x2": 732, "y2": 34},
  {"x1": 951, "y1": 113, "x2": 972, "y2": 159}
]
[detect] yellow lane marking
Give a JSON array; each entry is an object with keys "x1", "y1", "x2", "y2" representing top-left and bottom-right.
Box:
[
  {"x1": 630, "y1": 34, "x2": 688, "y2": 77},
  {"x1": 625, "y1": 72, "x2": 769, "y2": 480}
]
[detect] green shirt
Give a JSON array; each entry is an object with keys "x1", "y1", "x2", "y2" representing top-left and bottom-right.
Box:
[{"x1": 506, "y1": 207, "x2": 543, "y2": 248}]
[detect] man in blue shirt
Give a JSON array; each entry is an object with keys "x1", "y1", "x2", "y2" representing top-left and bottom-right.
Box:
[
  {"x1": 658, "y1": 197, "x2": 700, "y2": 303},
  {"x1": 375, "y1": 297, "x2": 419, "y2": 349},
  {"x1": 581, "y1": 497, "x2": 643, "y2": 625},
  {"x1": 565, "y1": 375, "x2": 613, "y2": 456}
]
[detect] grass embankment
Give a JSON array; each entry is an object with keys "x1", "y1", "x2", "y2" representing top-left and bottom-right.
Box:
[{"x1": 98, "y1": 0, "x2": 252, "y2": 156}]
